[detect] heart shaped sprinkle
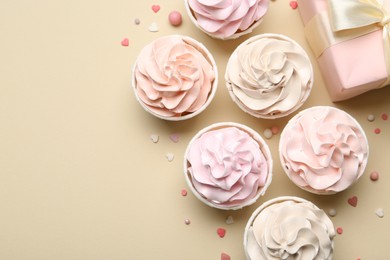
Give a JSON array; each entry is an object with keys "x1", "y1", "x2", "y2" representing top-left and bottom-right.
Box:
[
  {"x1": 375, "y1": 208, "x2": 384, "y2": 218},
  {"x1": 150, "y1": 134, "x2": 159, "y2": 143},
  {"x1": 217, "y1": 228, "x2": 226, "y2": 238},
  {"x1": 121, "y1": 38, "x2": 129, "y2": 47},
  {"x1": 289, "y1": 1, "x2": 298, "y2": 9},
  {"x1": 148, "y1": 22, "x2": 159, "y2": 32},
  {"x1": 348, "y1": 196, "x2": 358, "y2": 207},
  {"x1": 221, "y1": 253, "x2": 231, "y2": 260},
  {"x1": 166, "y1": 153, "x2": 174, "y2": 162},
  {"x1": 181, "y1": 189, "x2": 187, "y2": 196},
  {"x1": 152, "y1": 4, "x2": 160, "y2": 13},
  {"x1": 169, "y1": 133, "x2": 180, "y2": 143},
  {"x1": 225, "y1": 216, "x2": 234, "y2": 225}
]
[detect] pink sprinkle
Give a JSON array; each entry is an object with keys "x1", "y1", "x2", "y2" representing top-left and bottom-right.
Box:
[
  {"x1": 169, "y1": 133, "x2": 180, "y2": 143},
  {"x1": 184, "y1": 219, "x2": 190, "y2": 225},
  {"x1": 271, "y1": 125, "x2": 280, "y2": 135},
  {"x1": 289, "y1": 1, "x2": 298, "y2": 9},
  {"x1": 336, "y1": 227, "x2": 343, "y2": 235},
  {"x1": 348, "y1": 196, "x2": 358, "y2": 207},
  {"x1": 221, "y1": 253, "x2": 231, "y2": 260},
  {"x1": 121, "y1": 38, "x2": 129, "y2": 47},
  {"x1": 370, "y1": 171, "x2": 379, "y2": 181},
  {"x1": 217, "y1": 228, "x2": 226, "y2": 238},
  {"x1": 374, "y1": 128, "x2": 381, "y2": 134},
  {"x1": 181, "y1": 189, "x2": 188, "y2": 196},
  {"x1": 381, "y1": 113, "x2": 388, "y2": 120},
  {"x1": 151, "y1": 4, "x2": 160, "y2": 13},
  {"x1": 168, "y1": 11, "x2": 182, "y2": 26},
  {"x1": 357, "y1": 258, "x2": 361, "y2": 260}
]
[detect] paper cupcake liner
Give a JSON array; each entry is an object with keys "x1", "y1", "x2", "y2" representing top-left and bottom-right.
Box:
[
  {"x1": 131, "y1": 35, "x2": 218, "y2": 121},
  {"x1": 184, "y1": 0, "x2": 266, "y2": 40},
  {"x1": 184, "y1": 122, "x2": 273, "y2": 210},
  {"x1": 279, "y1": 106, "x2": 369, "y2": 195},
  {"x1": 225, "y1": 33, "x2": 313, "y2": 119}
]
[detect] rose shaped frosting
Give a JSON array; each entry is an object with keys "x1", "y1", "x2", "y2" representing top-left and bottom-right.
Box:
[
  {"x1": 186, "y1": 126, "x2": 269, "y2": 208},
  {"x1": 187, "y1": 0, "x2": 269, "y2": 38},
  {"x1": 134, "y1": 36, "x2": 215, "y2": 118},
  {"x1": 226, "y1": 35, "x2": 313, "y2": 118},
  {"x1": 280, "y1": 106, "x2": 369, "y2": 193},
  {"x1": 246, "y1": 198, "x2": 335, "y2": 260}
]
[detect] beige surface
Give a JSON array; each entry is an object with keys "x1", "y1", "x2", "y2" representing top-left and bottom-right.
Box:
[{"x1": 0, "y1": 0, "x2": 389, "y2": 259}]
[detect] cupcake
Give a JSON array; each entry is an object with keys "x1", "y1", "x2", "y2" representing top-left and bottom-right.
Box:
[
  {"x1": 132, "y1": 35, "x2": 218, "y2": 121},
  {"x1": 225, "y1": 34, "x2": 313, "y2": 119},
  {"x1": 184, "y1": 122, "x2": 273, "y2": 210},
  {"x1": 244, "y1": 196, "x2": 336, "y2": 260},
  {"x1": 279, "y1": 106, "x2": 369, "y2": 194},
  {"x1": 184, "y1": 0, "x2": 269, "y2": 40}
]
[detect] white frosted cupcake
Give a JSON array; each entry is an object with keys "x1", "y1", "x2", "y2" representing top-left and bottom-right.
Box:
[
  {"x1": 132, "y1": 35, "x2": 218, "y2": 121},
  {"x1": 225, "y1": 34, "x2": 313, "y2": 119},
  {"x1": 184, "y1": 122, "x2": 273, "y2": 210},
  {"x1": 244, "y1": 196, "x2": 336, "y2": 260},
  {"x1": 184, "y1": 0, "x2": 269, "y2": 40},
  {"x1": 279, "y1": 106, "x2": 369, "y2": 194}
]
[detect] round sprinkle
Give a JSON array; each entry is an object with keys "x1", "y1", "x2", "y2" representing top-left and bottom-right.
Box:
[
  {"x1": 263, "y1": 128, "x2": 273, "y2": 139},
  {"x1": 381, "y1": 113, "x2": 388, "y2": 120},
  {"x1": 181, "y1": 189, "x2": 188, "y2": 196},
  {"x1": 328, "y1": 208, "x2": 337, "y2": 217},
  {"x1": 367, "y1": 114, "x2": 375, "y2": 122},
  {"x1": 168, "y1": 11, "x2": 182, "y2": 26},
  {"x1": 375, "y1": 208, "x2": 384, "y2": 218},
  {"x1": 374, "y1": 128, "x2": 381, "y2": 134},
  {"x1": 184, "y1": 219, "x2": 191, "y2": 225},
  {"x1": 134, "y1": 18, "x2": 140, "y2": 25},
  {"x1": 336, "y1": 227, "x2": 343, "y2": 235},
  {"x1": 370, "y1": 171, "x2": 379, "y2": 181},
  {"x1": 271, "y1": 125, "x2": 280, "y2": 135}
]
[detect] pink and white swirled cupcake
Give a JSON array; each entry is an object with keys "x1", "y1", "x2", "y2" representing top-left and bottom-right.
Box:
[
  {"x1": 279, "y1": 106, "x2": 369, "y2": 194},
  {"x1": 184, "y1": 0, "x2": 269, "y2": 40},
  {"x1": 184, "y1": 122, "x2": 273, "y2": 210},
  {"x1": 132, "y1": 35, "x2": 218, "y2": 121},
  {"x1": 226, "y1": 34, "x2": 313, "y2": 119},
  {"x1": 244, "y1": 196, "x2": 335, "y2": 260}
]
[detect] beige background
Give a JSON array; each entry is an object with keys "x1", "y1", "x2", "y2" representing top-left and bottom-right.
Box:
[{"x1": 1, "y1": 0, "x2": 389, "y2": 259}]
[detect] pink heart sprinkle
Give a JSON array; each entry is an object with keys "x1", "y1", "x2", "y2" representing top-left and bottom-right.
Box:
[
  {"x1": 152, "y1": 4, "x2": 160, "y2": 13},
  {"x1": 217, "y1": 228, "x2": 226, "y2": 238},
  {"x1": 169, "y1": 133, "x2": 180, "y2": 143},
  {"x1": 221, "y1": 253, "x2": 231, "y2": 260},
  {"x1": 348, "y1": 196, "x2": 358, "y2": 207},
  {"x1": 289, "y1": 1, "x2": 298, "y2": 9},
  {"x1": 121, "y1": 38, "x2": 129, "y2": 47}
]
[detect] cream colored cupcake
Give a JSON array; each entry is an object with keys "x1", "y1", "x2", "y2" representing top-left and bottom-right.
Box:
[
  {"x1": 244, "y1": 196, "x2": 336, "y2": 260},
  {"x1": 184, "y1": 122, "x2": 272, "y2": 210},
  {"x1": 184, "y1": 0, "x2": 269, "y2": 40},
  {"x1": 279, "y1": 106, "x2": 369, "y2": 194},
  {"x1": 132, "y1": 35, "x2": 218, "y2": 121},
  {"x1": 225, "y1": 34, "x2": 313, "y2": 119}
]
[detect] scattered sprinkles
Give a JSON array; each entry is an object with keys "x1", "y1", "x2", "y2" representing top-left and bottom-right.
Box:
[
  {"x1": 328, "y1": 208, "x2": 337, "y2": 217},
  {"x1": 264, "y1": 128, "x2": 273, "y2": 139},
  {"x1": 367, "y1": 114, "x2": 375, "y2": 122},
  {"x1": 348, "y1": 196, "x2": 358, "y2": 207},
  {"x1": 336, "y1": 227, "x2": 343, "y2": 235},
  {"x1": 374, "y1": 128, "x2": 381, "y2": 134},
  {"x1": 370, "y1": 171, "x2": 379, "y2": 181},
  {"x1": 169, "y1": 133, "x2": 180, "y2": 143},
  {"x1": 181, "y1": 189, "x2": 188, "y2": 197},
  {"x1": 134, "y1": 18, "x2": 140, "y2": 25},
  {"x1": 289, "y1": 1, "x2": 298, "y2": 9},
  {"x1": 149, "y1": 22, "x2": 159, "y2": 32},
  {"x1": 381, "y1": 113, "x2": 388, "y2": 120},
  {"x1": 150, "y1": 134, "x2": 159, "y2": 143},
  {"x1": 375, "y1": 208, "x2": 384, "y2": 218},
  {"x1": 271, "y1": 125, "x2": 280, "y2": 135},
  {"x1": 221, "y1": 253, "x2": 231, "y2": 260},
  {"x1": 184, "y1": 219, "x2": 191, "y2": 225},
  {"x1": 151, "y1": 4, "x2": 161, "y2": 13},
  {"x1": 121, "y1": 38, "x2": 129, "y2": 47},
  {"x1": 168, "y1": 11, "x2": 183, "y2": 26},
  {"x1": 217, "y1": 228, "x2": 226, "y2": 238},
  {"x1": 166, "y1": 153, "x2": 174, "y2": 162}
]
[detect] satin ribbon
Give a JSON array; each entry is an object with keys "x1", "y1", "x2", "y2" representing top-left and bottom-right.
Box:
[{"x1": 305, "y1": 0, "x2": 390, "y2": 86}]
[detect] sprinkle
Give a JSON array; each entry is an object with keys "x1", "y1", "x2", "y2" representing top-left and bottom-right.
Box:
[
  {"x1": 225, "y1": 216, "x2": 234, "y2": 225},
  {"x1": 181, "y1": 189, "x2": 187, "y2": 196},
  {"x1": 121, "y1": 38, "x2": 129, "y2": 47},
  {"x1": 221, "y1": 253, "x2": 231, "y2": 260},
  {"x1": 289, "y1": 1, "x2": 298, "y2": 9},
  {"x1": 184, "y1": 219, "x2": 191, "y2": 225},
  {"x1": 370, "y1": 171, "x2": 379, "y2": 181},
  {"x1": 168, "y1": 11, "x2": 183, "y2": 26},
  {"x1": 271, "y1": 125, "x2": 280, "y2": 135},
  {"x1": 328, "y1": 208, "x2": 337, "y2": 217},
  {"x1": 150, "y1": 134, "x2": 159, "y2": 143},
  {"x1": 169, "y1": 133, "x2": 180, "y2": 143},
  {"x1": 152, "y1": 4, "x2": 160, "y2": 13},
  {"x1": 264, "y1": 128, "x2": 273, "y2": 139},
  {"x1": 148, "y1": 22, "x2": 159, "y2": 32},
  {"x1": 166, "y1": 153, "x2": 174, "y2": 162},
  {"x1": 134, "y1": 18, "x2": 140, "y2": 25},
  {"x1": 375, "y1": 208, "x2": 384, "y2": 218},
  {"x1": 382, "y1": 113, "x2": 388, "y2": 120},
  {"x1": 367, "y1": 114, "x2": 375, "y2": 122},
  {"x1": 336, "y1": 227, "x2": 343, "y2": 235},
  {"x1": 374, "y1": 128, "x2": 381, "y2": 134},
  {"x1": 348, "y1": 196, "x2": 358, "y2": 207},
  {"x1": 217, "y1": 228, "x2": 226, "y2": 238}
]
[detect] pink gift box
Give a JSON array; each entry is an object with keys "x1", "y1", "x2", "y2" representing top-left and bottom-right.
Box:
[{"x1": 298, "y1": 0, "x2": 389, "y2": 101}]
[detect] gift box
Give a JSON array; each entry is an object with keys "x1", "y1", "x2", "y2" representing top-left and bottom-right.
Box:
[{"x1": 298, "y1": 0, "x2": 390, "y2": 101}]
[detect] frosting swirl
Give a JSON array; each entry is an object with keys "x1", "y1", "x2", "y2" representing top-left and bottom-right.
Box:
[
  {"x1": 187, "y1": 0, "x2": 269, "y2": 39},
  {"x1": 226, "y1": 34, "x2": 313, "y2": 118},
  {"x1": 246, "y1": 198, "x2": 335, "y2": 260},
  {"x1": 134, "y1": 35, "x2": 215, "y2": 118},
  {"x1": 280, "y1": 106, "x2": 369, "y2": 194},
  {"x1": 186, "y1": 126, "x2": 270, "y2": 208}
]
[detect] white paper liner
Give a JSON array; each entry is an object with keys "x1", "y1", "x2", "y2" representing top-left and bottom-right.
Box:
[
  {"x1": 278, "y1": 106, "x2": 369, "y2": 195},
  {"x1": 184, "y1": 122, "x2": 273, "y2": 210},
  {"x1": 184, "y1": 0, "x2": 266, "y2": 40},
  {"x1": 131, "y1": 35, "x2": 218, "y2": 121},
  {"x1": 225, "y1": 33, "x2": 314, "y2": 119}
]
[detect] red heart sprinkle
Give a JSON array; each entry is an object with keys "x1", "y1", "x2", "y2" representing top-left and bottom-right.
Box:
[
  {"x1": 217, "y1": 228, "x2": 226, "y2": 238},
  {"x1": 121, "y1": 38, "x2": 129, "y2": 47},
  {"x1": 289, "y1": 1, "x2": 298, "y2": 9},
  {"x1": 152, "y1": 5, "x2": 160, "y2": 13},
  {"x1": 221, "y1": 253, "x2": 231, "y2": 260},
  {"x1": 348, "y1": 196, "x2": 358, "y2": 207}
]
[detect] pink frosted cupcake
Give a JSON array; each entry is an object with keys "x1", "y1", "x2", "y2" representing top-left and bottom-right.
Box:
[
  {"x1": 184, "y1": 0, "x2": 269, "y2": 40},
  {"x1": 184, "y1": 122, "x2": 273, "y2": 210},
  {"x1": 132, "y1": 35, "x2": 218, "y2": 121},
  {"x1": 279, "y1": 106, "x2": 369, "y2": 194}
]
